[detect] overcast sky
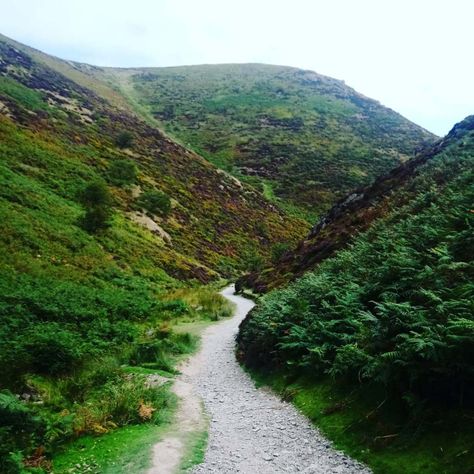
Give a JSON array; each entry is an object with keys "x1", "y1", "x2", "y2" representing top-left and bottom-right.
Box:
[{"x1": 1, "y1": 0, "x2": 472, "y2": 135}]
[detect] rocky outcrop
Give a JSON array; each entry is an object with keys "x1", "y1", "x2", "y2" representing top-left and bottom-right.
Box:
[{"x1": 128, "y1": 211, "x2": 172, "y2": 243}]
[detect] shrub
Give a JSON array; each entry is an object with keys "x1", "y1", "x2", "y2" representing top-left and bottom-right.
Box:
[
  {"x1": 114, "y1": 131, "x2": 134, "y2": 149},
  {"x1": 238, "y1": 149, "x2": 474, "y2": 406},
  {"x1": 129, "y1": 332, "x2": 197, "y2": 372},
  {"x1": 25, "y1": 324, "x2": 85, "y2": 375},
  {"x1": 108, "y1": 159, "x2": 137, "y2": 186},
  {"x1": 245, "y1": 250, "x2": 265, "y2": 272},
  {"x1": 0, "y1": 391, "x2": 46, "y2": 474},
  {"x1": 82, "y1": 205, "x2": 113, "y2": 233},
  {"x1": 137, "y1": 190, "x2": 172, "y2": 216},
  {"x1": 271, "y1": 242, "x2": 291, "y2": 263},
  {"x1": 79, "y1": 180, "x2": 113, "y2": 232},
  {"x1": 0, "y1": 272, "x2": 155, "y2": 385},
  {"x1": 74, "y1": 373, "x2": 172, "y2": 432},
  {"x1": 79, "y1": 180, "x2": 112, "y2": 207}
]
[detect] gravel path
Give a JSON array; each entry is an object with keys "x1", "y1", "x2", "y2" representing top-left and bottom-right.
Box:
[{"x1": 188, "y1": 285, "x2": 370, "y2": 473}]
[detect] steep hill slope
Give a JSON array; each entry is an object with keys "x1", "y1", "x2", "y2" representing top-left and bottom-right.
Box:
[
  {"x1": 99, "y1": 64, "x2": 437, "y2": 218},
  {"x1": 0, "y1": 35, "x2": 305, "y2": 283},
  {"x1": 0, "y1": 34, "x2": 308, "y2": 472},
  {"x1": 238, "y1": 116, "x2": 474, "y2": 472},
  {"x1": 238, "y1": 117, "x2": 474, "y2": 292}
]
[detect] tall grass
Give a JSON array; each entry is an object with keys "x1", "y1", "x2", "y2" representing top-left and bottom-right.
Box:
[
  {"x1": 0, "y1": 279, "x2": 230, "y2": 472},
  {"x1": 164, "y1": 288, "x2": 234, "y2": 321}
]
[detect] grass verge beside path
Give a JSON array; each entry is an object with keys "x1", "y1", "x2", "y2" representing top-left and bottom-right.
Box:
[
  {"x1": 248, "y1": 369, "x2": 474, "y2": 474},
  {"x1": 52, "y1": 416, "x2": 173, "y2": 474},
  {"x1": 51, "y1": 286, "x2": 234, "y2": 474},
  {"x1": 179, "y1": 431, "x2": 209, "y2": 473}
]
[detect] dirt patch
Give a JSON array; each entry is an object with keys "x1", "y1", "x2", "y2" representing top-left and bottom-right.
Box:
[{"x1": 147, "y1": 344, "x2": 208, "y2": 473}]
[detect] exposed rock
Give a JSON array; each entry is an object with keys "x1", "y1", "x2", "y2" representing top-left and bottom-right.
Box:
[
  {"x1": 0, "y1": 100, "x2": 13, "y2": 118},
  {"x1": 145, "y1": 374, "x2": 171, "y2": 388},
  {"x1": 128, "y1": 211, "x2": 172, "y2": 243},
  {"x1": 42, "y1": 90, "x2": 94, "y2": 124},
  {"x1": 130, "y1": 184, "x2": 142, "y2": 198}
]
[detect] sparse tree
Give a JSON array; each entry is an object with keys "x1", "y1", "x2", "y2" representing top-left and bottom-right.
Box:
[
  {"x1": 115, "y1": 131, "x2": 134, "y2": 149},
  {"x1": 79, "y1": 180, "x2": 113, "y2": 232},
  {"x1": 109, "y1": 159, "x2": 138, "y2": 186},
  {"x1": 137, "y1": 190, "x2": 172, "y2": 216}
]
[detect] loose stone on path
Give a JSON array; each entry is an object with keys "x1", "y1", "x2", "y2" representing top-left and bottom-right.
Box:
[{"x1": 189, "y1": 285, "x2": 370, "y2": 474}]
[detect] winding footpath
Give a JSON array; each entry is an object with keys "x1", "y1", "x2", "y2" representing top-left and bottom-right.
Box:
[{"x1": 150, "y1": 285, "x2": 370, "y2": 473}]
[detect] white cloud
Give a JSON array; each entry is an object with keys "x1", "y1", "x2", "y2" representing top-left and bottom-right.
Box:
[{"x1": 0, "y1": 0, "x2": 472, "y2": 134}]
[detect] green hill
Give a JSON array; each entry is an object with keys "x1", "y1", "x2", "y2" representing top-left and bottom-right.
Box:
[
  {"x1": 0, "y1": 35, "x2": 307, "y2": 283},
  {"x1": 238, "y1": 116, "x2": 474, "y2": 473},
  {"x1": 237, "y1": 119, "x2": 469, "y2": 292},
  {"x1": 0, "y1": 34, "x2": 306, "y2": 472},
  {"x1": 98, "y1": 63, "x2": 437, "y2": 219}
]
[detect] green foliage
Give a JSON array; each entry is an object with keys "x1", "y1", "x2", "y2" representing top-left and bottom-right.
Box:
[
  {"x1": 0, "y1": 269, "x2": 225, "y2": 471},
  {"x1": 0, "y1": 391, "x2": 46, "y2": 474},
  {"x1": 0, "y1": 76, "x2": 47, "y2": 112},
  {"x1": 75, "y1": 371, "x2": 172, "y2": 428},
  {"x1": 244, "y1": 250, "x2": 265, "y2": 273},
  {"x1": 129, "y1": 332, "x2": 197, "y2": 373},
  {"x1": 52, "y1": 423, "x2": 169, "y2": 474},
  {"x1": 239, "y1": 141, "x2": 474, "y2": 405},
  {"x1": 79, "y1": 180, "x2": 113, "y2": 232},
  {"x1": 121, "y1": 64, "x2": 436, "y2": 216},
  {"x1": 250, "y1": 371, "x2": 474, "y2": 474},
  {"x1": 180, "y1": 430, "x2": 208, "y2": 471},
  {"x1": 79, "y1": 180, "x2": 112, "y2": 207},
  {"x1": 81, "y1": 204, "x2": 113, "y2": 233},
  {"x1": 0, "y1": 37, "x2": 311, "y2": 471},
  {"x1": 0, "y1": 363, "x2": 174, "y2": 473},
  {"x1": 108, "y1": 159, "x2": 138, "y2": 186},
  {"x1": 271, "y1": 242, "x2": 291, "y2": 263},
  {"x1": 0, "y1": 74, "x2": 305, "y2": 283},
  {"x1": 115, "y1": 131, "x2": 134, "y2": 149},
  {"x1": 25, "y1": 324, "x2": 86, "y2": 375},
  {"x1": 137, "y1": 189, "x2": 172, "y2": 216},
  {"x1": 164, "y1": 287, "x2": 234, "y2": 321},
  {"x1": 0, "y1": 272, "x2": 155, "y2": 384}
]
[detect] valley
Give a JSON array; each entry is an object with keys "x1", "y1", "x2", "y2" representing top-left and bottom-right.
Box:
[{"x1": 0, "y1": 31, "x2": 472, "y2": 474}]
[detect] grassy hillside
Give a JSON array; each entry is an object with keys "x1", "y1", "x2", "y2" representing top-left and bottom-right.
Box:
[
  {"x1": 0, "y1": 35, "x2": 305, "y2": 473},
  {"x1": 100, "y1": 64, "x2": 437, "y2": 219},
  {"x1": 0, "y1": 37, "x2": 306, "y2": 280},
  {"x1": 238, "y1": 118, "x2": 473, "y2": 293},
  {"x1": 238, "y1": 116, "x2": 474, "y2": 473}
]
